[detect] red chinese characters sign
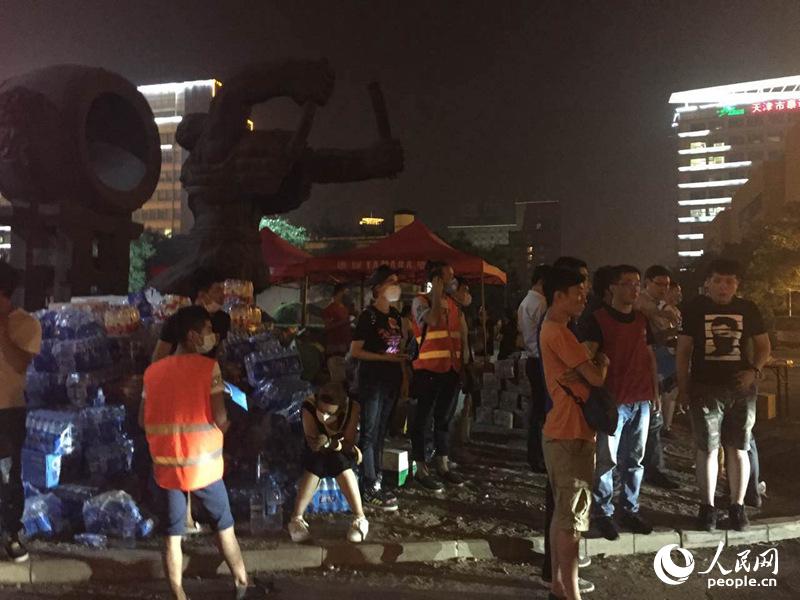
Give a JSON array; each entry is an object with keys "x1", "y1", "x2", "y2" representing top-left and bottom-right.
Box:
[{"x1": 751, "y1": 99, "x2": 800, "y2": 113}]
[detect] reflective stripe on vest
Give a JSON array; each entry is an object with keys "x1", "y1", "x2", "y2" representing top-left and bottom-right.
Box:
[
  {"x1": 143, "y1": 354, "x2": 224, "y2": 491},
  {"x1": 152, "y1": 448, "x2": 223, "y2": 467},
  {"x1": 412, "y1": 295, "x2": 463, "y2": 373}
]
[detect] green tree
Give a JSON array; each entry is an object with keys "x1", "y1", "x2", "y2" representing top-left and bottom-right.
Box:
[
  {"x1": 259, "y1": 216, "x2": 309, "y2": 247},
  {"x1": 129, "y1": 230, "x2": 167, "y2": 292}
]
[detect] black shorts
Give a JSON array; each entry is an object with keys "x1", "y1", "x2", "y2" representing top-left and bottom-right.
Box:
[
  {"x1": 302, "y1": 448, "x2": 356, "y2": 479},
  {"x1": 689, "y1": 383, "x2": 757, "y2": 452}
]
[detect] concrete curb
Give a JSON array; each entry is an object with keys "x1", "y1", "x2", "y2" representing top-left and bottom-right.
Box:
[{"x1": 4, "y1": 516, "x2": 800, "y2": 585}]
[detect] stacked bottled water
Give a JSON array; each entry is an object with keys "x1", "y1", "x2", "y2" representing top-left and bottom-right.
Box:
[
  {"x1": 82, "y1": 490, "x2": 153, "y2": 542},
  {"x1": 308, "y1": 478, "x2": 349, "y2": 514},
  {"x1": 22, "y1": 492, "x2": 67, "y2": 538},
  {"x1": 24, "y1": 410, "x2": 79, "y2": 456},
  {"x1": 245, "y1": 338, "x2": 311, "y2": 418}
]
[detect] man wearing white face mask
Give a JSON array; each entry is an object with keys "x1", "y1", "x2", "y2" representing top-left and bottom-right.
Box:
[
  {"x1": 350, "y1": 265, "x2": 409, "y2": 511},
  {"x1": 152, "y1": 268, "x2": 231, "y2": 362}
]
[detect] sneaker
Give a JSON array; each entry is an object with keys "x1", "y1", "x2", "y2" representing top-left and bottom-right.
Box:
[
  {"x1": 645, "y1": 470, "x2": 681, "y2": 490},
  {"x1": 578, "y1": 554, "x2": 592, "y2": 569},
  {"x1": 348, "y1": 516, "x2": 369, "y2": 543},
  {"x1": 4, "y1": 535, "x2": 29, "y2": 563},
  {"x1": 415, "y1": 473, "x2": 445, "y2": 493},
  {"x1": 363, "y1": 488, "x2": 399, "y2": 512},
  {"x1": 288, "y1": 516, "x2": 311, "y2": 543},
  {"x1": 697, "y1": 504, "x2": 717, "y2": 532},
  {"x1": 436, "y1": 469, "x2": 466, "y2": 486},
  {"x1": 729, "y1": 503, "x2": 750, "y2": 532},
  {"x1": 579, "y1": 577, "x2": 595, "y2": 593},
  {"x1": 593, "y1": 516, "x2": 619, "y2": 541},
  {"x1": 620, "y1": 512, "x2": 653, "y2": 535}
]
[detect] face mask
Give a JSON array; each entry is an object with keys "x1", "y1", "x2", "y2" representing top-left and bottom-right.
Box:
[
  {"x1": 384, "y1": 284, "x2": 402, "y2": 303},
  {"x1": 316, "y1": 410, "x2": 334, "y2": 423},
  {"x1": 197, "y1": 333, "x2": 217, "y2": 354},
  {"x1": 447, "y1": 279, "x2": 459, "y2": 295}
]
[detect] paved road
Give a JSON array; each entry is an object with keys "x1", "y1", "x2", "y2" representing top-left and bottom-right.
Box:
[{"x1": 2, "y1": 539, "x2": 799, "y2": 599}]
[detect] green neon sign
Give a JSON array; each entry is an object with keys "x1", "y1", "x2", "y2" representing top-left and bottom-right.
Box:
[{"x1": 717, "y1": 106, "x2": 745, "y2": 117}]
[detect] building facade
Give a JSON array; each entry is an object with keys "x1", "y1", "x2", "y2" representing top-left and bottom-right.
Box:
[
  {"x1": 135, "y1": 79, "x2": 220, "y2": 235},
  {"x1": 670, "y1": 75, "x2": 800, "y2": 265},
  {"x1": 705, "y1": 123, "x2": 800, "y2": 253}
]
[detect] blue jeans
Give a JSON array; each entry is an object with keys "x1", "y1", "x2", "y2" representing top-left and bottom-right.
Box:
[
  {"x1": 594, "y1": 400, "x2": 650, "y2": 517},
  {"x1": 359, "y1": 377, "x2": 399, "y2": 487}
]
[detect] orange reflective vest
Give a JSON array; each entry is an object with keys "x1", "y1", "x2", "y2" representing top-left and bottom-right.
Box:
[
  {"x1": 412, "y1": 294, "x2": 462, "y2": 373},
  {"x1": 143, "y1": 354, "x2": 224, "y2": 491}
]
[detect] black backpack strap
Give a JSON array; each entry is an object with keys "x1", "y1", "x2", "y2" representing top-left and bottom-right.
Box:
[{"x1": 558, "y1": 381, "x2": 584, "y2": 406}]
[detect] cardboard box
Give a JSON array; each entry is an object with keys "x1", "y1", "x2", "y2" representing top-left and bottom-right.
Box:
[
  {"x1": 757, "y1": 393, "x2": 776, "y2": 420},
  {"x1": 482, "y1": 372, "x2": 500, "y2": 388},
  {"x1": 513, "y1": 409, "x2": 527, "y2": 429},
  {"x1": 493, "y1": 409, "x2": 514, "y2": 429},
  {"x1": 382, "y1": 449, "x2": 408, "y2": 472},
  {"x1": 499, "y1": 396, "x2": 517, "y2": 412}
]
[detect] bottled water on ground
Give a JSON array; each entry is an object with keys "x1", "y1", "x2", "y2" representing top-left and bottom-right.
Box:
[{"x1": 264, "y1": 474, "x2": 283, "y2": 532}]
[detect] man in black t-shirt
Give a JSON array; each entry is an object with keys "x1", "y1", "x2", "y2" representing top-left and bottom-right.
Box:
[
  {"x1": 677, "y1": 259, "x2": 771, "y2": 533},
  {"x1": 152, "y1": 269, "x2": 231, "y2": 362}
]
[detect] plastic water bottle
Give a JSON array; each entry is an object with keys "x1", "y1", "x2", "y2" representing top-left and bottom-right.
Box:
[
  {"x1": 250, "y1": 454, "x2": 266, "y2": 536},
  {"x1": 265, "y1": 475, "x2": 283, "y2": 532}
]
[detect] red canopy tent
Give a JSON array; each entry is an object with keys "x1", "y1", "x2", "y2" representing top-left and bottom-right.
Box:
[
  {"x1": 260, "y1": 227, "x2": 312, "y2": 283},
  {"x1": 303, "y1": 219, "x2": 507, "y2": 285}
]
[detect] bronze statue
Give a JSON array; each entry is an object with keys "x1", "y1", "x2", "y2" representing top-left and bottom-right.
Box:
[{"x1": 151, "y1": 59, "x2": 404, "y2": 295}]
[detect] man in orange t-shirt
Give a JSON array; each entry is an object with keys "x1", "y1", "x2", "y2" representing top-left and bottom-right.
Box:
[{"x1": 540, "y1": 268, "x2": 609, "y2": 600}]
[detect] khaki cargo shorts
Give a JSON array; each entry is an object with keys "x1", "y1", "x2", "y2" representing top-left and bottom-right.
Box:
[{"x1": 543, "y1": 436, "x2": 595, "y2": 533}]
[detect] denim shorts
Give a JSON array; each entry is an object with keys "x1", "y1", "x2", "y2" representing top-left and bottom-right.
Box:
[
  {"x1": 156, "y1": 478, "x2": 234, "y2": 536},
  {"x1": 689, "y1": 383, "x2": 757, "y2": 452}
]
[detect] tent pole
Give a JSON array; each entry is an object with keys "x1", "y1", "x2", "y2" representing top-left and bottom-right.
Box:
[
  {"x1": 481, "y1": 274, "x2": 487, "y2": 368},
  {"x1": 301, "y1": 276, "x2": 309, "y2": 327}
]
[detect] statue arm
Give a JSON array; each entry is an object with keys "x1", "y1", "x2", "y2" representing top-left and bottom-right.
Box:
[
  {"x1": 203, "y1": 60, "x2": 334, "y2": 162},
  {"x1": 304, "y1": 139, "x2": 403, "y2": 183}
]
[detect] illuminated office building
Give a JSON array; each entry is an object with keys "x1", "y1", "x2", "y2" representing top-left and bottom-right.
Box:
[{"x1": 670, "y1": 75, "x2": 800, "y2": 264}]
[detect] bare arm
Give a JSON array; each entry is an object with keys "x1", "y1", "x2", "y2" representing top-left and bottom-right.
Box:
[
  {"x1": 751, "y1": 333, "x2": 772, "y2": 370},
  {"x1": 648, "y1": 346, "x2": 661, "y2": 410},
  {"x1": 574, "y1": 357, "x2": 608, "y2": 388},
  {"x1": 0, "y1": 327, "x2": 36, "y2": 374},
  {"x1": 582, "y1": 340, "x2": 599, "y2": 358},
  {"x1": 302, "y1": 408, "x2": 327, "y2": 452},
  {"x1": 676, "y1": 334, "x2": 693, "y2": 406},
  {"x1": 151, "y1": 340, "x2": 174, "y2": 363},
  {"x1": 210, "y1": 391, "x2": 229, "y2": 434},
  {"x1": 341, "y1": 402, "x2": 360, "y2": 452}
]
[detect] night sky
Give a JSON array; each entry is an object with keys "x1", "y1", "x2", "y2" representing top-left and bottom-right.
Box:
[{"x1": 3, "y1": 0, "x2": 800, "y2": 269}]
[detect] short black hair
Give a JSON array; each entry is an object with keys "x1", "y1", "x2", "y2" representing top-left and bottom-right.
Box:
[
  {"x1": 611, "y1": 264, "x2": 641, "y2": 284},
  {"x1": 544, "y1": 267, "x2": 584, "y2": 305},
  {"x1": 553, "y1": 256, "x2": 588, "y2": 273},
  {"x1": 192, "y1": 268, "x2": 222, "y2": 300},
  {"x1": 531, "y1": 264, "x2": 552, "y2": 287},
  {"x1": 174, "y1": 305, "x2": 212, "y2": 343},
  {"x1": 425, "y1": 260, "x2": 449, "y2": 282},
  {"x1": 332, "y1": 283, "x2": 347, "y2": 296},
  {"x1": 644, "y1": 265, "x2": 671, "y2": 281},
  {"x1": 705, "y1": 258, "x2": 742, "y2": 280},
  {"x1": 0, "y1": 260, "x2": 20, "y2": 298},
  {"x1": 592, "y1": 265, "x2": 615, "y2": 298}
]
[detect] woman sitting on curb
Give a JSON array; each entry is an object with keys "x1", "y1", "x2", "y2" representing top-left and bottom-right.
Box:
[{"x1": 287, "y1": 382, "x2": 367, "y2": 543}]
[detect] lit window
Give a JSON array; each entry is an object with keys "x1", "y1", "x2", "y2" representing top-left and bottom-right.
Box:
[
  {"x1": 690, "y1": 142, "x2": 706, "y2": 149},
  {"x1": 709, "y1": 156, "x2": 725, "y2": 164},
  {"x1": 690, "y1": 158, "x2": 707, "y2": 167}
]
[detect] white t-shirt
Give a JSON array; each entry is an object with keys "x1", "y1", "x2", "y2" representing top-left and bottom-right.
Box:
[{"x1": 0, "y1": 309, "x2": 42, "y2": 410}]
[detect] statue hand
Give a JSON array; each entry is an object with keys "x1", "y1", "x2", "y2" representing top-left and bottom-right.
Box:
[
  {"x1": 287, "y1": 59, "x2": 335, "y2": 107},
  {"x1": 365, "y1": 138, "x2": 404, "y2": 178}
]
